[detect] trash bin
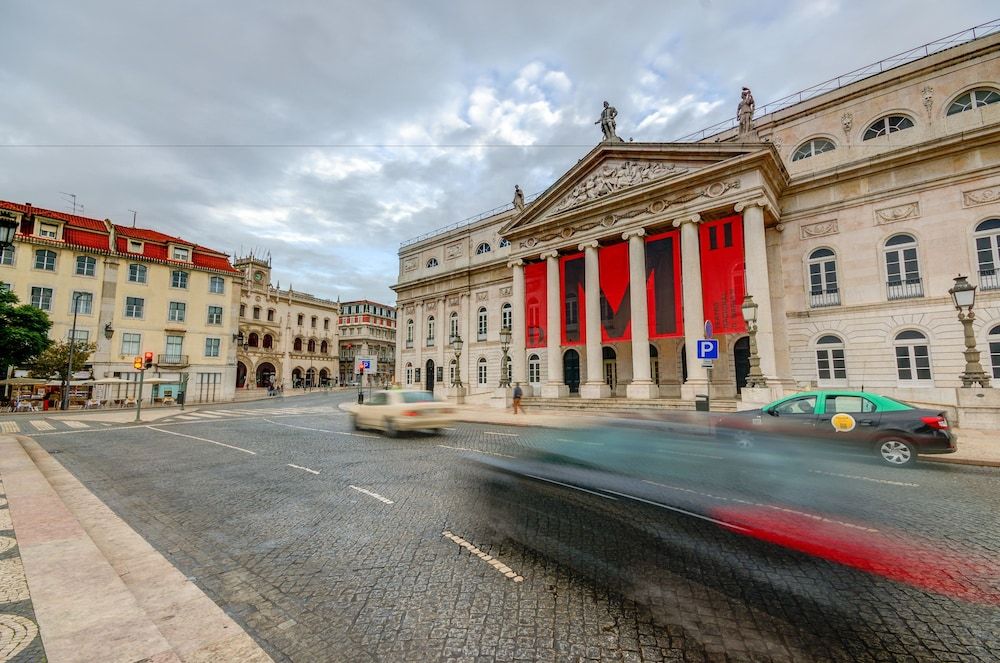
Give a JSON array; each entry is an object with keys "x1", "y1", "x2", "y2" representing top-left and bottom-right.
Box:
[
  {"x1": 357, "y1": 392, "x2": 364, "y2": 404},
  {"x1": 176, "y1": 392, "x2": 185, "y2": 406},
  {"x1": 695, "y1": 394, "x2": 710, "y2": 412}
]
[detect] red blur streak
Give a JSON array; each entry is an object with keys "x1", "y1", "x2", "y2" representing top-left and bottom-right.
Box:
[
  {"x1": 921, "y1": 415, "x2": 948, "y2": 429},
  {"x1": 712, "y1": 505, "x2": 999, "y2": 605}
]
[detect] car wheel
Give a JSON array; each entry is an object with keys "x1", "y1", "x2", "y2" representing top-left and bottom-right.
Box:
[
  {"x1": 877, "y1": 437, "x2": 916, "y2": 467},
  {"x1": 384, "y1": 418, "x2": 398, "y2": 438}
]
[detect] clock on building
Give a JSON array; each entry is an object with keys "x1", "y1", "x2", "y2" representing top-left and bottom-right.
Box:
[{"x1": 254, "y1": 271, "x2": 264, "y2": 283}]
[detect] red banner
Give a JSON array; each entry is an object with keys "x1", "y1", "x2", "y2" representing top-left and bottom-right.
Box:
[
  {"x1": 560, "y1": 252, "x2": 585, "y2": 346},
  {"x1": 700, "y1": 214, "x2": 746, "y2": 335},
  {"x1": 524, "y1": 261, "x2": 547, "y2": 348},
  {"x1": 645, "y1": 229, "x2": 683, "y2": 338},
  {"x1": 599, "y1": 241, "x2": 631, "y2": 342}
]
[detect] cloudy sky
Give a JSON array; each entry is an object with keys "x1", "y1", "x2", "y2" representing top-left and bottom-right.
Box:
[{"x1": 2, "y1": 1, "x2": 996, "y2": 303}]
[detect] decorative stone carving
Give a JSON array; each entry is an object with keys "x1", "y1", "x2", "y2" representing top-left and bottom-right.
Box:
[
  {"x1": 425, "y1": 300, "x2": 437, "y2": 311},
  {"x1": 447, "y1": 296, "x2": 460, "y2": 306},
  {"x1": 404, "y1": 305, "x2": 414, "y2": 314},
  {"x1": 921, "y1": 86, "x2": 934, "y2": 117},
  {"x1": 963, "y1": 185, "x2": 1000, "y2": 207},
  {"x1": 445, "y1": 242, "x2": 463, "y2": 259},
  {"x1": 554, "y1": 161, "x2": 688, "y2": 212},
  {"x1": 476, "y1": 291, "x2": 489, "y2": 302},
  {"x1": 499, "y1": 286, "x2": 512, "y2": 297},
  {"x1": 403, "y1": 257, "x2": 417, "y2": 272},
  {"x1": 874, "y1": 202, "x2": 920, "y2": 225},
  {"x1": 841, "y1": 112, "x2": 853, "y2": 137},
  {"x1": 800, "y1": 220, "x2": 838, "y2": 239}
]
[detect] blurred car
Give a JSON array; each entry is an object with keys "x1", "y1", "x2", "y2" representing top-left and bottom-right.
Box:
[
  {"x1": 352, "y1": 390, "x2": 453, "y2": 437},
  {"x1": 722, "y1": 390, "x2": 955, "y2": 467}
]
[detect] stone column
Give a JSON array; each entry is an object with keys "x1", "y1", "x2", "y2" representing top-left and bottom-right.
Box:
[
  {"x1": 541, "y1": 250, "x2": 569, "y2": 398},
  {"x1": 623, "y1": 229, "x2": 658, "y2": 399},
  {"x1": 436, "y1": 297, "x2": 446, "y2": 388},
  {"x1": 414, "y1": 301, "x2": 424, "y2": 386},
  {"x1": 578, "y1": 241, "x2": 610, "y2": 398},
  {"x1": 394, "y1": 304, "x2": 404, "y2": 387},
  {"x1": 673, "y1": 214, "x2": 708, "y2": 400},
  {"x1": 736, "y1": 198, "x2": 777, "y2": 383},
  {"x1": 509, "y1": 260, "x2": 527, "y2": 386}
]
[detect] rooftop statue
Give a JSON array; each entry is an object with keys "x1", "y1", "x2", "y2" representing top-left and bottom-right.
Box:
[
  {"x1": 738, "y1": 87, "x2": 755, "y2": 137},
  {"x1": 595, "y1": 101, "x2": 623, "y2": 142},
  {"x1": 513, "y1": 185, "x2": 525, "y2": 211}
]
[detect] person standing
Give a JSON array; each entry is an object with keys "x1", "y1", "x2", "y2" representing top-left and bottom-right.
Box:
[{"x1": 512, "y1": 383, "x2": 523, "y2": 414}]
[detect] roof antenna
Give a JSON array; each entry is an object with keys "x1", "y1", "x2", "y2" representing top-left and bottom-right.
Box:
[
  {"x1": 128, "y1": 209, "x2": 137, "y2": 228},
  {"x1": 59, "y1": 192, "x2": 84, "y2": 215}
]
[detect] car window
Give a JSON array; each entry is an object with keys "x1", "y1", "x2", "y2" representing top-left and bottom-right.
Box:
[
  {"x1": 368, "y1": 392, "x2": 388, "y2": 405},
  {"x1": 401, "y1": 391, "x2": 435, "y2": 403},
  {"x1": 773, "y1": 396, "x2": 817, "y2": 415},
  {"x1": 824, "y1": 395, "x2": 875, "y2": 414}
]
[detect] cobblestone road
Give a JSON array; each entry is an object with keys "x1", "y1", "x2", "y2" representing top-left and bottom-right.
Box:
[
  {"x1": 0, "y1": 479, "x2": 46, "y2": 663},
  {"x1": 24, "y1": 393, "x2": 1000, "y2": 662}
]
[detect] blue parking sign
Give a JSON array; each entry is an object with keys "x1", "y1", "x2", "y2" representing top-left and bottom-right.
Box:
[{"x1": 696, "y1": 339, "x2": 719, "y2": 360}]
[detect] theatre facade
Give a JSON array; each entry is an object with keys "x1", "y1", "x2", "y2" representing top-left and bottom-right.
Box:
[{"x1": 393, "y1": 27, "x2": 1000, "y2": 424}]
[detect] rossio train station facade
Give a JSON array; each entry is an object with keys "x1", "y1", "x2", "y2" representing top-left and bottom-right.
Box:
[{"x1": 393, "y1": 25, "x2": 1000, "y2": 425}]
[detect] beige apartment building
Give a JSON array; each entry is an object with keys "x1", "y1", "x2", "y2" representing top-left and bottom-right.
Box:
[
  {"x1": 234, "y1": 254, "x2": 340, "y2": 390},
  {"x1": 337, "y1": 300, "x2": 397, "y2": 386},
  {"x1": 393, "y1": 23, "x2": 1000, "y2": 425},
  {"x1": 0, "y1": 201, "x2": 242, "y2": 403}
]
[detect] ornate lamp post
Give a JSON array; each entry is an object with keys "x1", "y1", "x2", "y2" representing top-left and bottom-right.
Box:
[
  {"x1": 740, "y1": 294, "x2": 767, "y2": 388},
  {"x1": 948, "y1": 275, "x2": 991, "y2": 388},
  {"x1": 0, "y1": 210, "x2": 17, "y2": 249},
  {"x1": 498, "y1": 326, "x2": 512, "y2": 388},
  {"x1": 103, "y1": 322, "x2": 115, "y2": 340},
  {"x1": 62, "y1": 292, "x2": 87, "y2": 410},
  {"x1": 450, "y1": 334, "x2": 464, "y2": 388}
]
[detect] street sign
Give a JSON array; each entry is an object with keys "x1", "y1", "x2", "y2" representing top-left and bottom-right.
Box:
[
  {"x1": 704, "y1": 320, "x2": 713, "y2": 339},
  {"x1": 701, "y1": 359, "x2": 715, "y2": 368},
  {"x1": 354, "y1": 355, "x2": 377, "y2": 375},
  {"x1": 696, "y1": 339, "x2": 719, "y2": 360}
]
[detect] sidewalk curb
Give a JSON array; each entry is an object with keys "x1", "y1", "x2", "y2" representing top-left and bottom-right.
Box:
[{"x1": 922, "y1": 456, "x2": 1000, "y2": 468}]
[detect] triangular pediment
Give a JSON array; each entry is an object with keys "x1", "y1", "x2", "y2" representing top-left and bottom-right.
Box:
[{"x1": 501, "y1": 142, "x2": 775, "y2": 236}]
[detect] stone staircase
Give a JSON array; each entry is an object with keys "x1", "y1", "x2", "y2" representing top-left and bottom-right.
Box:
[{"x1": 520, "y1": 395, "x2": 739, "y2": 413}]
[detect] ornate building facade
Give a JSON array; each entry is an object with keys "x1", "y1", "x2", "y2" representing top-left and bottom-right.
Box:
[
  {"x1": 337, "y1": 300, "x2": 396, "y2": 386},
  {"x1": 393, "y1": 26, "x2": 1000, "y2": 425},
  {"x1": 234, "y1": 255, "x2": 340, "y2": 389}
]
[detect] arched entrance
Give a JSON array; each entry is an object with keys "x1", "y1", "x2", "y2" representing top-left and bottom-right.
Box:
[
  {"x1": 602, "y1": 346, "x2": 617, "y2": 390},
  {"x1": 680, "y1": 345, "x2": 688, "y2": 383},
  {"x1": 306, "y1": 367, "x2": 317, "y2": 388},
  {"x1": 256, "y1": 362, "x2": 276, "y2": 387},
  {"x1": 236, "y1": 361, "x2": 247, "y2": 388},
  {"x1": 292, "y1": 367, "x2": 303, "y2": 387},
  {"x1": 425, "y1": 359, "x2": 435, "y2": 393},
  {"x1": 563, "y1": 349, "x2": 580, "y2": 394},
  {"x1": 319, "y1": 368, "x2": 330, "y2": 387},
  {"x1": 734, "y1": 336, "x2": 750, "y2": 394}
]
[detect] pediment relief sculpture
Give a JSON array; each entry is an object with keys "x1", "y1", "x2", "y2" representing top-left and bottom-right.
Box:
[{"x1": 553, "y1": 161, "x2": 689, "y2": 213}]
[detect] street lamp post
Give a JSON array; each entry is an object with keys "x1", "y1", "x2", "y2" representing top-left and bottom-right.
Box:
[
  {"x1": 740, "y1": 294, "x2": 767, "y2": 389},
  {"x1": 451, "y1": 334, "x2": 464, "y2": 388},
  {"x1": 62, "y1": 292, "x2": 87, "y2": 410},
  {"x1": 948, "y1": 275, "x2": 991, "y2": 388},
  {"x1": 498, "y1": 326, "x2": 512, "y2": 387},
  {"x1": 0, "y1": 210, "x2": 18, "y2": 249}
]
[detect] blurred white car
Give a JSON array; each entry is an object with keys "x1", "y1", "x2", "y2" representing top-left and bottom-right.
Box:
[{"x1": 352, "y1": 390, "x2": 453, "y2": 437}]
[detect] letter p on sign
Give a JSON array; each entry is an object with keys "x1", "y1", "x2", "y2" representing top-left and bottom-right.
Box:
[{"x1": 696, "y1": 339, "x2": 719, "y2": 360}]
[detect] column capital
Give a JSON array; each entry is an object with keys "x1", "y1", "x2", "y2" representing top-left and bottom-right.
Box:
[
  {"x1": 506, "y1": 258, "x2": 524, "y2": 268},
  {"x1": 621, "y1": 228, "x2": 646, "y2": 240},
  {"x1": 577, "y1": 240, "x2": 600, "y2": 251},
  {"x1": 734, "y1": 197, "x2": 770, "y2": 213},
  {"x1": 670, "y1": 213, "x2": 701, "y2": 228},
  {"x1": 539, "y1": 250, "x2": 559, "y2": 260}
]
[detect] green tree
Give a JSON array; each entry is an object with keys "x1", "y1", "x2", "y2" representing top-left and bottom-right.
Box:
[
  {"x1": 28, "y1": 340, "x2": 97, "y2": 382},
  {"x1": 0, "y1": 289, "x2": 53, "y2": 375}
]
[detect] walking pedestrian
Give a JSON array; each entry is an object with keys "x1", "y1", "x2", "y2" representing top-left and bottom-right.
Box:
[{"x1": 512, "y1": 383, "x2": 523, "y2": 414}]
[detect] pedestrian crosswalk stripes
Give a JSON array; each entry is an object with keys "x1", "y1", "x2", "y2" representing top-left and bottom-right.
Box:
[
  {"x1": 0, "y1": 421, "x2": 19, "y2": 434},
  {"x1": 30, "y1": 420, "x2": 55, "y2": 431},
  {"x1": 63, "y1": 421, "x2": 89, "y2": 429}
]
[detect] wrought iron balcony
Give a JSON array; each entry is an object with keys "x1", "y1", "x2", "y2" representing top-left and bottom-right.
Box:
[
  {"x1": 886, "y1": 279, "x2": 923, "y2": 300},
  {"x1": 979, "y1": 269, "x2": 999, "y2": 291},
  {"x1": 157, "y1": 354, "x2": 189, "y2": 367},
  {"x1": 809, "y1": 289, "x2": 841, "y2": 308}
]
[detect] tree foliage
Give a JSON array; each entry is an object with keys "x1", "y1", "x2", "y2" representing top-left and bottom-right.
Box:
[
  {"x1": 0, "y1": 289, "x2": 53, "y2": 375},
  {"x1": 28, "y1": 340, "x2": 97, "y2": 382}
]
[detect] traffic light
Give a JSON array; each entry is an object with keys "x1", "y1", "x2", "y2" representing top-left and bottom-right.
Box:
[
  {"x1": 133, "y1": 356, "x2": 143, "y2": 370},
  {"x1": 143, "y1": 351, "x2": 154, "y2": 369}
]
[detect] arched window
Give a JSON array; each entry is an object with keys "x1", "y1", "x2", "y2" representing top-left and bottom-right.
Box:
[
  {"x1": 791, "y1": 137, "x2": 836, "y2": 161},
  {"x1": 498, "y1": 238, "x2": 510, "y2": 248},
  {"x1": 863, "y1": 114, "x2": 914, "y2": 141},
  {"x1": 477, "y1": 357, "x2": 488, "y2": 386},
  {"x1": 293, "y1": 337, "x2": 303, "y2": 352},
  {"x1": 884, "y1": 234, "x2": 923, "y2": 300},
  {"x1": 501, "y1": 302, "x2": 512, "y2": 330},
  {"x1": 989, "y1": 325, "x2": 1000, "y2": 379},
  {"x1": 426, "y1": 257, "x2": 439, "y2": 268},
  {"x1": 262, "y1": 334, "x2": 273, "y2": 349},
  {"x1": 34, "y1": 249, "x2": 56, "y2": 271},
  {"x1": 975, "y1": 218, "x2": 1000, "y2": 291},
  {"x1": 320, "y1": 340, "x2": 329, "y2": 354},
  {"x1": 815, "y1": 335, "x2": 847, "y2": 384},
  {"x1": 649, "y1": 344, "x2": 660, "y2": 384},
  {"x1": 405, "y1": 362, "x2": 413, "y2": 384},
  {"x1": 406, "y1": 319, "x2": 414, "y2": 347},
  {"x1": 247, "y1": 332, "x2": 259, "y2": 348},
  {"x1": 476, "y1": 242, "x2": 492, "y2": 255},
  {"x1": 449, "y1": 311, "x2": 459, "y2": 340},
  {"x1": 449, "y1": 359, "x2": 457, "y2": 385},
  {"x1": 477, "y1": 307, "x2": 488, "y2": 340},
  {"x1": 528, "y1": 354, "x2": 541, "y2": 383},
  {"x1": 307, "y1": 339, "x2": 316, "y2": 353},
  {"x1": 894, "y1": 330, "x2": 932, "y2": 383},
  {"x1": 947, "y1": 88, "x2": 1000, "y2": 115},
  {"x1": 602, "y1": 346, "x2": 617, "y2": 388},
  {"x1": 807, "y1": 248, "x2": 840, "y2": 307},
  {"x1": 426, "y1": 315, "x2": 435, "y2": 344}
]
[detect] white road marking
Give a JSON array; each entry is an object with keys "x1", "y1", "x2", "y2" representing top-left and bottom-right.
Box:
[
  {"x1": 656, "y1": 448, "x2": 724, "y2": 460},
  {"x1": 174, "y1": 415, "x2": 198, "y2": 420},
  {"x1": 187, "y1": 412, "x2": 222, "y2": 418},
  {"x1": 287, "y1": 464, "x2": 320, "y2": 475},
  {"x1": 524, "y1": 474, "x2": 618, "y2": 500},
  {"x1": 443, "y1": 427, "x2": 457, "y2": 431},
  {"x1": 262, "y1": 418, "x2": 378, "y2": 438},
  {"x1": 603, "y1": 489, "x2": 752, "y2": 532},
  {"x1": 62, "y1": 421, "x2": 89, "y2": 429},
  {"x1": 30, "y1": 420, "x2": 54, "y2": 431},
  {"x1": 436, "y1": 444, "x2": 515, "y2": 459},
  {"x1": 349, "y1": 485, "x2": 393, "y2": 504},
  {"x1": 0, "y1": 421, "x2": 20, "y2": 434},
  {"x1": 484, "y1": 431, "x2": 519, "y2": 438},
  {"x1": 146, "y1": 426, "x2": 257, "y2": 455},
  {"x1": 808, "y1": 469, "x2": 918, "y2": 487},
  {"x1": 442, "y1": 531, "x2": 524, "y2": 582}
]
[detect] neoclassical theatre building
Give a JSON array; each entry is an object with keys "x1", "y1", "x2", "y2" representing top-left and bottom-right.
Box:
[{"x1": 394, "y1": 25, "x2": 1000, "y2": 424}]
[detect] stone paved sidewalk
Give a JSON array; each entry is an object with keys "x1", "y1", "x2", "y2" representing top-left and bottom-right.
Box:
[{"x1": 0, "y1": 477, "x2": 46, "y2": 663}]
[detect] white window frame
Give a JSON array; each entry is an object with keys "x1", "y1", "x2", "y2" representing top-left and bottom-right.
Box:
[
  {"x1": 0, "y1": 245, "x2": 13, "y2": 266},
  {"x1": 883, "y1": 234, "x2": 923, "y2": 300},
  {"x1": 477, "y1": 357, "x2": 488, "y2": 386},
  {"x1": 172, "y1": 246, "x2": 191, "y2": 261},
  {"x1": 791, "y1": 137, "x2": 836, "y2": 162},
  {"x1": 165, "y1": 335, "x2": 184, "y2": 360},
  {"x1": 947, "y1": 88, "x2": 1000, "y2": 115},
  {"x1": 426, "y1": 257, "x2": 439, "y2": 268},
  {"x1": 807, "y1": 248, "x2": 840, "y2": 307},
  {"x1": 124, "y1": 296, "x2": 144, "y2": 319},
  {"x1": 501, "y1": 302, "x2": 512, "y2": 330},
  {"x1": 71, "y1": 291, "x2": 94, "y2": 316},
  {"x1": 426, "y1": 315, "x2": 435, "y2": 344},
  {"x1": 815, "y1": 335, "x2": 847, "y2": 386},
  {"x1": 121, "y1": 332, "x2": 141, "y2": 355},
  {"x1": 974, "y1": 219, "x2": 1000, "y2": 291},
  {"x1": 528, "y1": 354, "x2": 541, "y2": 384},
  {"x1": 205, "y1": 337, "x2": 221, "y2": 357},
  {"x1": 76, "y1": 255, "x2": 96, "y2": 276},
  {"x1": 128, "y1": 263, "x2": 147, "y2": 284},
  {"x1": 209, "y1": 276, "x2": 225, "y2": 294},
  {"x1": 34, "y1": 249, "x2": 56, "y2": 271},
  {"x1": 477, "y1": 307, "x2": 488, "y2": 340},
  {"x1": 863, "y1": 114, "x2": 914, "y2": 141},
  {"x1": 476, "y1": 242, "x2": 492, "y2": 255},
  {"x1": 168, "y1": 301, "x2": 186, "y2": 322},
  {"x1": 30, "y1": 286, "x2": 53, "y2": 311},
  {"x1": 989, "y1": 325, "x2": 1000, "y2": 380},
  {"x1": 207, "y1": 305, "x2": 223, "y2": 325},
  {"x1": 171, "y1": 270, "x2": 189, "y2": 289},
  {"x1": 894, "y1": 330, "x2": 933, "y2": 385},
  {"x1": 38, "y1": 222, "x2": 58, "y2": 239}
]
